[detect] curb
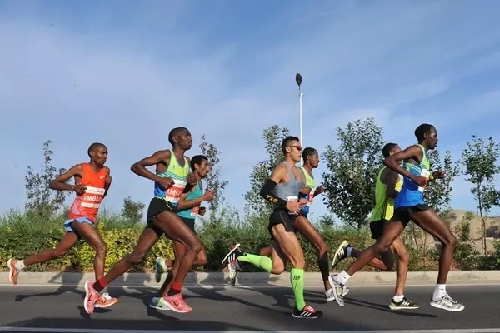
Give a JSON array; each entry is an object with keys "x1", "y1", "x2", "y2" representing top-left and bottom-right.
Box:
[{"x1": 2, "y1": 271, "x2": 500, "y2": 287}]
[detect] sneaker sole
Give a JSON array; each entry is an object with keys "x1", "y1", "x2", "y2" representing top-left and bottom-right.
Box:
[
  {"x1": 327, "y1": 275, "x2": 344, "y2": 307},
  {"x1": 331, "y1": 240, "x2": 348, "y2": 268},
  {"x1": 389, "y1": 305, "x2": 419, "y2": 310},
  {"x1": 430, "y1": 302, "x2": 464, "y2": 312},
  {"x1": 222, "y1": 243, "x2": 241, "y2": 264},
  {"x1": 95, "y1": 299, "x2": 118, "y2": 308},
  {"x1": 292, "y1": 314, "x2": 322, "y2": 319},
  {"x1": 83, "y1": 281, "x2": 94, "y2": 315}
]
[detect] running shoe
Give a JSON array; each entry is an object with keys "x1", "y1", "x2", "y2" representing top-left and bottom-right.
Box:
[
  {"x1": 95, "y1": 293, "x2": 118, "y2": 308},
  {"x1": 292, "y1": 305, "x2": 323, "y2": 319},
  {"x1": 327, "y1": 274, "x2": 345, "y2": 307},
  {"x1": 222, "y1": 243, "x2": 243, "y2": 286},
  {"x1": 331, "y1": 240, "x2": 349, "y2": 268},
  {"x1": 155, "y1": 257, "x2": 169, "y2": 283},
  {"x1": 430, "y1": 294, "x2": 464, "y2": 312},
  {"x1": 149, "y1": 296, "x2": 172, "y2": 311},
  {"x1": 389, "y1": 297, "x2": 419, "y2": 310},
  {"x1": 162, "y1": 293, "x2": 192, "y2": 313},
  {"x1": 6, "y1": 259, "x2": 19, "y2": 285}
]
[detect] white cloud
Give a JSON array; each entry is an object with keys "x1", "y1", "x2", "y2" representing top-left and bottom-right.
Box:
[{"x1": 1, "y1": 1, "x2": 500, "y2": 220}]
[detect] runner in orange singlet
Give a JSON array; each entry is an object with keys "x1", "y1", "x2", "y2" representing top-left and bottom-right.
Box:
[{"x1": 6, "y1": 142, "x2": 118, "y2": 308}]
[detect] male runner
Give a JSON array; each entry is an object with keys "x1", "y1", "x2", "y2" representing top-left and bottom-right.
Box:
[
  {"x1": 329, "y1": 124, "x2": 464, "y2": 312},
  {"x1": 223, "y1": 136, "x2": 322, "y2": 318},
  {"x1": 330, "y1": 142, "x2": 418, "y2": 310},
  {"x1": 83, "y1": 127, "x2": 200, "y2": 315},
  {"x1": 151, "y1": 154, "x2": 214, "y2": 310},
  {"x1": 236, "y1": 147, "x2": 338, "y2": 301},
  {"x1": 7, "y1": 143, "x2": 117, "y2": 308}
]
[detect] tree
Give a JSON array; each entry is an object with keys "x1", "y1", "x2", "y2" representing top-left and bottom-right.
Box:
[
  {"x1": 461, "y1": 135, "x2": 500, "y2": 255},
  {"x1": 321, "y1": 118, "x2": 384, "y2": 229},
  {"x1": 244, "y1": 125, "x2": 289, "y2": 216},
  {"x1": 199, "y1": 134, "x2": 228, "y2": 222},
  {"x1": 121, "y1": 196, "x2": 145, "y2": 225},
  {"x1": 25, "y1": 140, "x2": 69, "y2": 218}
]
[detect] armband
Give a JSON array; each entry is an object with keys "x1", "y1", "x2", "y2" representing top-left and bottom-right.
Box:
[{"x1": 260, "y1": 179, "x2": 287, "y2": 208}]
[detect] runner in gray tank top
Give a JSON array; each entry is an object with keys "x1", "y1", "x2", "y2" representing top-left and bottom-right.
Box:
[{"x1": 222, "y1": 136, "x2": 323, "y2": 319}]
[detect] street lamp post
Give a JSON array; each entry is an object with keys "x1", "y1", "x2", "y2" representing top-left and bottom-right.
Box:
[{"x1": 295, "y1": 73, "x2": 303, "y2": 144}]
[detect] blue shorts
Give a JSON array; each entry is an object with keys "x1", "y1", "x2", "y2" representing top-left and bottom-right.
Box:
[{"x1": 64, "y1": 217, "x2": 94, "y2": 232}]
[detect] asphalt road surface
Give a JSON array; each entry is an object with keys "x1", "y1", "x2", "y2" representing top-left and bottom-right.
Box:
[{"x1": 0, "y1": 284, "x2": 499, "y2": 332}]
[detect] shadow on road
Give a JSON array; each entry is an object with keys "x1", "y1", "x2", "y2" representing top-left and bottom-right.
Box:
[{"x1": 343, "y1": 296, "x2": 438, "y2": 318}]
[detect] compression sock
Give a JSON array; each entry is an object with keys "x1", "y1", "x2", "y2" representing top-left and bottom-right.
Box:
[
  {"x1": 291, "y1": 268, "x2": 306, "y2": 311},
  {"x1": 237, "y1": 254, "x2": 272, "y2": 273},
  {"x1": 167, "y1": 281, "x2": 182, "y2": 296}
]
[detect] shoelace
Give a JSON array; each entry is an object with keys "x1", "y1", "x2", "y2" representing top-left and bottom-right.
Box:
[{"x1": 442, "y1": 294, "x2": 457, "y2": 304}]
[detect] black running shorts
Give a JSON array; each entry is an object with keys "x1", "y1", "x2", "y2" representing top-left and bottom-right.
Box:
[
  {"x1": 369, "y1": 219, "x2": 388, "y2": 240},
  {"x1": 145, "y1": 197, "x2": 177, "y2": 237},
  {"x1": 392, "y1": 203, "x2": 430, "y2": 228},
  {"x1": 268, "y1": 208, "x2": 297, "y2": 238}
]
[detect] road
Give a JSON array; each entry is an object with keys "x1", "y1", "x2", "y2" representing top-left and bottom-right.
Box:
[{"x1": 0, "y1": 284, "x2": 499, "y2": 332}]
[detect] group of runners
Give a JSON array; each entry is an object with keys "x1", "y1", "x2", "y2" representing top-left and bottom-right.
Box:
[{"x1": 6, "y1": 124, "x2": 465, "y2": 318}]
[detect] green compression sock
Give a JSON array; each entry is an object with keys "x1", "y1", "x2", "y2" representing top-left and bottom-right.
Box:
[
  {"x1": 237, "y1": 253, "x2": 272, "y2": 273},
  {"x1": 291, "y1": 268, "x2": 306, "y2": 311}
]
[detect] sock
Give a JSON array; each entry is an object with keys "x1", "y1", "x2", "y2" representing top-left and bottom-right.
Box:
[
  {"x1": 336, "y1": 271, "x2": 351, "y2": 285},
  {"x1": 392, "y1": 295, "x2": 404, "y2": 302},
  {"x1": 15, "y1": 260, "x2": 25, "y2": 271},
  {"x1": 346, "y1": 246, "x2": 353, "y2": 257},
  {"x1": 237, "y1": 254, "x2": 272, "y2": 273},
  {"x1": 92, "y1": 278, "x2": 108, "y2": 292},
  {"x1": 291, "y1": 268, "x2": 306, "y2": 311},
  {"x1": 433, "y1": 284, "x2": 446, "y2": 300},
  {"x1": 167, "y1": 281, "x2": 182, "y2": 296}
]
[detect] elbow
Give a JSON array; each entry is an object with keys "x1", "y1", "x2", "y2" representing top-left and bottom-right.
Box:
[
  {"x1": 48, "y1": 180, "x2": 57, "y2": 190},
  {"x1": 130, "y1": 163, "x2": 140, "y2": 175}
]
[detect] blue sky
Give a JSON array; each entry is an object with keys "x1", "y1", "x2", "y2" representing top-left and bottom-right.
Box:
[{"x1": 1, "y1": 0, "x2": 500, "y2": 223}]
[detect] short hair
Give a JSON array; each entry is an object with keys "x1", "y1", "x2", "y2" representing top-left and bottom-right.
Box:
[
  {"x1": 382, "y1": 143, "x2": 398, "y2": 158},
  {"x1": 87, "y1": 142, "x2": 106, "y2": 157},
  {"x1": 168, "y1": 127, "x2": 188, "y2": 145},
  {"x1": 302, "y1": 147, "x2": 317, "y2": 162},
  {"x1": 281, "y1": 136, "x2": 300, "y2": 154},
  {"x1": 190, "y1": 155, "x2": 208, "y2": 171},
  {"x1": 414, "y1": 123, "x2": 435, "y2": 142}
]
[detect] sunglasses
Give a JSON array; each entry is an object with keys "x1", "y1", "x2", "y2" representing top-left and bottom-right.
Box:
[{"x1": 288, "y1": 145, "x2": 302, "y2": 151}]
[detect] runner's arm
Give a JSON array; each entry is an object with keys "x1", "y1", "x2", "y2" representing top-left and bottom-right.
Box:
[
  {"x1": 385, "y1": 169, "x2": 400, "y2": 199},
  {"x1": 177, "y1": 192, "x2": 205, "y2": 210},
  {"x1": 259, "y1": 164, "x2": 288, "y2": 207},
  {"x1": 382, "y1": 145, "x2": 423, "y2": 179},
  {"x1": 183, "y1": 156, "x2": 195, "y2": 193},
  {"x1": 130, "y1": 150, "x2": 171, "y2": 183},
  {"x1": 103, "y1": 166, "x2": 111, "y2": 198},
  {"x1": 49, "y1": 164, "x2": 83, "y2": 191}
]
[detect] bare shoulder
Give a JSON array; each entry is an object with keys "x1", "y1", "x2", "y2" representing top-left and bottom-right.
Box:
[{"x1": 104, "y1": 166, "x2": 111, "y2": 175}]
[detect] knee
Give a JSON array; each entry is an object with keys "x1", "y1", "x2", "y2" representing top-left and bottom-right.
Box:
[
  {"x1": 399, "y1": 250, "x2": 410, "y2": 265},
  {"x1": 271, "y1": 262, "x2": 285, "y2": 275},
  {"x1": 442, "y1": 233, "x2": 457, "y2": 247},
  {"x1": 53, "y1": 248, "x2": 69, "y2": 258},
  {"x1": 95, "y1": 242, "x2": 107, "y2": 256},
  {"x1": 197, "y1": 251, "x2": 208, "y2": 266},
  {"x1": 315, "y1": 240, "x2": 328, "y2": 256},
  {"x1": 186, "y1": 238, "x2": 203, "y2": 254}
]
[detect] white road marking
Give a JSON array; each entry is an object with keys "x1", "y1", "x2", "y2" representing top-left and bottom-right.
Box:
[{"x1": 0, "y1": 328, "x2": 499, "y2": 333}]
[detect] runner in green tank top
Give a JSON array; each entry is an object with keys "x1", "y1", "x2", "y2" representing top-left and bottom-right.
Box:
[
  {"x1": 83, "y1": 127, "x2": 201, "y2": 315},
  {"x1": 151, "y1": 155, "x2": 214, "y2": 310},
  {"x1": 331, "y1": 143, "x2": 418, "y2": 310}
]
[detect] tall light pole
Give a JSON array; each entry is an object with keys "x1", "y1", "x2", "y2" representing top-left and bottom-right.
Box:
[{"x1": 296, "y1": 73, "x2": 303, "y2": 143}]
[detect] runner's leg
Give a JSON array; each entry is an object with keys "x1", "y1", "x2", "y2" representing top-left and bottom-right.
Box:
[
  {"x1": 294, "y1": 216, "x2": 332, "y2": 294},
  {"x1": 7, "y1": 232, "x2": 78, "y2": 285},
  {"x1": 409, "y1": 208, "x2": 463, "y2": 311},
  {"x1": 388, "y1": 237, "x2": 418, "y2": 310}
]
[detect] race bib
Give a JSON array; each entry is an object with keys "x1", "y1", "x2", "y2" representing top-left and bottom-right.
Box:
[
  {"x1": 418, "y1": 170, "x2": 431, "y2": 192},
  {"x1": 286, "y1": 196, "x2": 298, "y2": 215}
]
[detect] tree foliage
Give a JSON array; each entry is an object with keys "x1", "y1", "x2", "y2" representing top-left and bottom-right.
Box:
[
  {"x1": 199, "y1": 134, "x2": 228, "y2": 222},
  {"x1": 424, "y1": 150, "x2": 460, "y2": 213},
  {"x1": 25, "y1": 140, "x2": 69, "y2": 219},
  {"x1": 461, "y1": 135, "x2": 500, "y2": 254},
  {"x1": 244, "y1": 125, "x2": 289, "y2": 217},
  {"x1": 121, "y1": 196, "x2": 145, "y2": 225},
  {"x1": 321, "y1": 118, "x2": 384, "y2": 229}
]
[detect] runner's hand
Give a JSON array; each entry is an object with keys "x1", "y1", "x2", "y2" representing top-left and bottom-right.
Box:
[
  {"x1": 72, "y1": 184, "x2": 87, "y2": 195},
  {"x1": 202, "y1": 189, "x2": 214, "y2": 201},
  {"x1": 411, "y1": 175, "x2": 428, "y2": 187},
  {"x1": 105, "y1": 176, "x2": 112, "y2": 188},
  {"x1": 432, "y1": 170, "x2": 445, "y2": 179},
  {"x1": 286, "y1": 200, "x2": 303, "y2": 214},
  {"x1": 157, "y1": 177, "x2": 174, "y2": 190},
  {"x1": 315, "y1": 185, "x2": 324, "y2": 194}
]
